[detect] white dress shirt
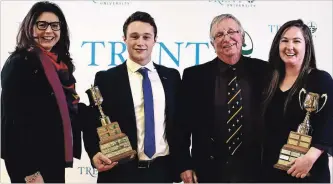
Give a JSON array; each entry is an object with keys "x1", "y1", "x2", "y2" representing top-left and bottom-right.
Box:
[{"x1": 126, "y1": 59, "x2": 169, "y2": 160}]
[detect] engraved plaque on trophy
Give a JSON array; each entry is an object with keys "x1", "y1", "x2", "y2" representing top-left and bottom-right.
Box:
[
  {"x1": 274, "y1": 88, "x2": 327, "y2": 171},
  {"x1": 86, "y1": 85, "x2": 136, "y2": 162}
]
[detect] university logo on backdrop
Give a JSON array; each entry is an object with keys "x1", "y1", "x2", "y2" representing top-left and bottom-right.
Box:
[
  {"x1": 242, "y1": 31, "x2": 253, "y2": 56},
  {"x1": 92, "y1": 0, "x2": 131, "y2": 6},
  {"x1": 82, "y1": 29, "x2": 254, "y2": 67},
  {"x1": 268, "y1": 21, "x2": 318, "y2": 37},
  {"x1": 307, "y1": 21, "x2": 318, "y2": 37},
  {"x1": 78, "y1": 166, "x2": 98, "y2": 177},
  {"x1": 209, "y1": 0, "x2": 256, "y2": 8}
]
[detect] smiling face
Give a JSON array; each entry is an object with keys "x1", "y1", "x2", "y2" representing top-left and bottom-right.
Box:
[
  {"x1": 33, "y1": 12, "x2": 60, "y2": 51},
  {"x1": 211, "y1": 18, "x2": 243, "y2": 64},
  {"x1": 279, "y1": 26, "x2": 306, "y2": 68},
  {"x1": 123, "y1": 21, "x2": 156, "y2": 66}
]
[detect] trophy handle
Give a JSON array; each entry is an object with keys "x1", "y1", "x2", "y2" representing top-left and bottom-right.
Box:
[
  {"x1": 317, "y1": 94, "x2": 328, "y2": 112},
  {"x1": 299, "y1": 88, "x2": 307, "y2": 110}
]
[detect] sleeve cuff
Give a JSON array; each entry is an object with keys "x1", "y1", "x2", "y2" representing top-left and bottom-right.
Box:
[{"x1": 312, "y1": 143, "x2": 333, "y2": 156}]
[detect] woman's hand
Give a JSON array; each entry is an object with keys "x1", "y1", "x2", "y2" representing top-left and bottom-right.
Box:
[{"x1": 287, "y1": 147, "x2": 323, "y2": 178}]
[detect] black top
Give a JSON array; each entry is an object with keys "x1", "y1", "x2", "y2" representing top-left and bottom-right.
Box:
[{"x1": 263, "y1": 69, "x2": 333, "y2": 183}]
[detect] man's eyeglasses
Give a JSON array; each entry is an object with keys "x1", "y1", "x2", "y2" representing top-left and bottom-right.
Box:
[
  {"x1": 35, "y1": 21, "x2": 61, "y2": 31},
  {"x1": 213, "y1": 30, "x2": 240, "y2": 40}
]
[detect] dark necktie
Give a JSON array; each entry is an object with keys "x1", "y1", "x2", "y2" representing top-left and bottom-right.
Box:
[
  {"x1": 226, "y1": 67, "x2": 243, "y2": 156},
  {"x1": 137, "y1": 67, "x2": 156, "y2": 158}
]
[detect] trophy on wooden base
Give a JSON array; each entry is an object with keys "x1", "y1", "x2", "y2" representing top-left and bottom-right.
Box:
[
  {"x1": 86, "y1": 85, "x2": 136, "y2": 162},
  {"x1": 274, "y1": 88, "x2": 327, "y2": 171}
]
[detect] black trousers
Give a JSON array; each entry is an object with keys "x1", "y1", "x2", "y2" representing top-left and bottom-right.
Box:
[
  {"x1": 97, "y1": 155, "x2": 173, "y2": 183},
  {"x1": 5, "y1": 159, "x2": 65, "y2": 183},
  {"x1": 196, "y1": 153, "x2": 262, "y2": 183}
]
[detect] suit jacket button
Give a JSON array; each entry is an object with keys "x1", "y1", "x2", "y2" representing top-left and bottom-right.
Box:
[
  {"x1": 50, "y1": 92, "x2": 54, "y2": 96},
  {"x1": 211, "y1": 138, "x2": 214, "y2": 142},
  {"x1": 210, "y1": 156, "x2": 214, "y2": 160}
]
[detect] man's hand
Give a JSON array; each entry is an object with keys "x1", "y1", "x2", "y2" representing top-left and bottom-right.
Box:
[
  {"x1": 92, "y1": 152, "x2": 118, "y2": 172},
  {"x1": 180, "y1": 170, "x2": 198, "y2": 183}
]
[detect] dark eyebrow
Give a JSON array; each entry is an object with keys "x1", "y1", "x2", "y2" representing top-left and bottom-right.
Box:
[
  {"x1": 37, "y1": 21, "x2": 60, "y2": 23},
  {"x1": 129, "y1": 32, "x2": 153, "y2": 36},
  {"x1": 143, "y1": 33, "x2": 153, "y2": 36},
  {"x1": 281, "y1": 36, "x2": 303, "y2": 40},
  {"x1": 129, "y1": 32, "x2": 139, "y2": 36}
]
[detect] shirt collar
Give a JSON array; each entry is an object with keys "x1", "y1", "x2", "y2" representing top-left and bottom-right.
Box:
[
  {"x1": 127, "y1": 58, "x2": 155, "y2": 73},
  {"x1": 217, "y1": 56, "x2": 245, "y2": 75}
]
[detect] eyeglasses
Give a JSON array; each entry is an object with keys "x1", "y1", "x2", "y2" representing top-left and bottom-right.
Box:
[
  {"x1": 213, "y1": 30, "x2": 240, "y2": 41},
  {"x1": 35, "y1": 21, "x2": 61, "y2": 31}
]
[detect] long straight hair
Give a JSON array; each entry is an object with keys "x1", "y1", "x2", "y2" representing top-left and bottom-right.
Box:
[{"x1": 262, "y1": 19, "x2": 317, "y2": 115}]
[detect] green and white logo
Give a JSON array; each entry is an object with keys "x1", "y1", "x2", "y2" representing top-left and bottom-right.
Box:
[
  {"x1": 307, "y1": 21, "x2": 317, "y2": 34},
  {"x1": 242, "y1": 31, "x2": 253, "y2": 56}
]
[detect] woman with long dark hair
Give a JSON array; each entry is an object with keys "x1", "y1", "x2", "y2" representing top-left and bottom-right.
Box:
[
  {"x1": 262, "y1": 19, "x2": 333, "y2": 182},
  {"x1": 1, "y1": 1, "x2": 81, "y2": 182}
]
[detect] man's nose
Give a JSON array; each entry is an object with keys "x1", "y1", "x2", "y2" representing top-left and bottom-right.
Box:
[{"x1": 136, "y1": 36, "x2": 145, "y2": 45}]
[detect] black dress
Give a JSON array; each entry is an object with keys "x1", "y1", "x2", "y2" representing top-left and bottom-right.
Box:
[{"x1": 263, "y1": 69, "x2": 333, "y2": 183}]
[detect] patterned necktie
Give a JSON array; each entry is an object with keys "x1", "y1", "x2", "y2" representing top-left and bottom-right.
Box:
[
  {"x1": 137, "y1": 67, "x2": 156, "y2": 158},
  {"x1": 226, "y1": 67, "x2": 243, "y2": 156}
]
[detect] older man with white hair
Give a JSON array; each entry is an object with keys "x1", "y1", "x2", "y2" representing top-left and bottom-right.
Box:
[{"x1": 173, "y1": 13, "x2": 270, "y2": 183}]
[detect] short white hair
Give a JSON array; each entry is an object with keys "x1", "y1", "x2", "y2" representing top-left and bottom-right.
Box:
[{"x1": 209, "y1": 14, "x2": 245, "y2": 44}]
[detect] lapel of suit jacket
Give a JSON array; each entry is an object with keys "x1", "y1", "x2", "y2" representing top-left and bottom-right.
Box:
[
  {"x1": 207, "y1": 58, "x2": 220, "y2": 132},
  {"x1": 116, "y1": 62, "x2": 138, "y2": 150},
  {"x1": 238, "y1": 56, "x2": 257, "y2": 144}
]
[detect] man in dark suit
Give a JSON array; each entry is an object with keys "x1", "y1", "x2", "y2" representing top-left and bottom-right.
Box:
[
  {"x1": 173, "y1": 14, "x2": 270, "y2": 183},
  {"x1": 82, "y1": 11, "x2": 181, "y2": 183}
]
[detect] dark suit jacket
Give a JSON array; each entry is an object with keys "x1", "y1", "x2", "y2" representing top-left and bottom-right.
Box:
[
  {"x1": 82, "y1": 61, "x2": 181, "y2": 182},
  {"x1": 173, "y1": 56, "x2": 270, "y2": 182},
  {"x1": 1, "y1": 49, "x2": 82, "y2": 181}
]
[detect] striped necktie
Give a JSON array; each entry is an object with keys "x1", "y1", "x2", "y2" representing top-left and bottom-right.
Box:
[{"x1": 225, "y1": 67, "x2": 243, "y2": 156}]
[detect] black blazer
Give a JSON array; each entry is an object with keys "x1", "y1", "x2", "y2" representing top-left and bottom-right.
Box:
[
  {"x1": 82, "y1": 61, "x2": 181, "y2": 182},
  {"x1": 1, "y1": 50, "x2": 82, "y2": 179},
  {"x1": 173, "y1": 56, "x2": 270, "y2": 182}
]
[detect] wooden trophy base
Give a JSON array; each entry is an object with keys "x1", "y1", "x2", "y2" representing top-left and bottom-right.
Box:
[
  {"x1": 98, "y1": 123, "x2": 137, "y2": 164},
  {"x1": 274, "y1": 131, "x2": 311, "y2": 172},
  {"x1": 274, "y1": 144, "x2": 308, "y2": 170},
  {"x1": 110, "y1": 150, "x2": 137, "y2": 164}
]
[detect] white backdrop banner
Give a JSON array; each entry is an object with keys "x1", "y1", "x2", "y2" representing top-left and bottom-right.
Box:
[{"x1": 1, "y1": 0, "x2": 332, "y2": 183}]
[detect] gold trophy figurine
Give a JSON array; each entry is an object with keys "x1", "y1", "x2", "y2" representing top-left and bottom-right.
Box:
[
  {"x1": 274, "y1": 88, "x2": 327, "y2": 171},
  {"x1": 86, "y1": 85, "x2": 136, "y2": 162}
]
